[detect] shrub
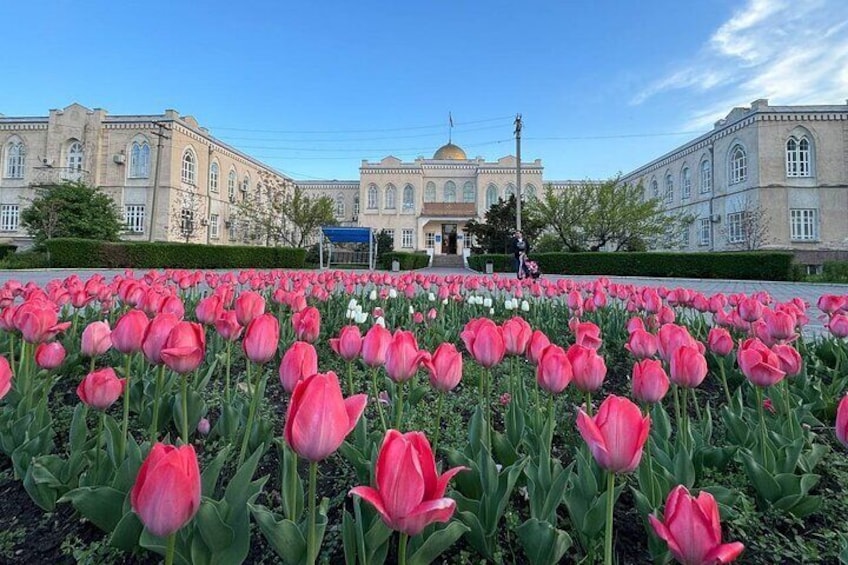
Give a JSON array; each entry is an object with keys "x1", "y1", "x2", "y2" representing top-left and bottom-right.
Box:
[
  {"x1": 381, "y1": 251, "x2": 430, "y2": 270},
  {"x1": 468, "y1": 252, "x2": 795, "y2": 281},
  {"x1": 821, "y1": 261, "x2": 848, "y2": 283},
  {"x1": 45, "y1": 239, "x2": 306, "y2": 269},
  {"x1": 0, "y1": 251, "x2": 49, "y2": 269}
]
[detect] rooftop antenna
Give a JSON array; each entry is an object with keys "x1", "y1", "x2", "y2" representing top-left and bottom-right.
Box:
[{"x1": 449, "y1": 112, "x2": 453, "y2": 143}]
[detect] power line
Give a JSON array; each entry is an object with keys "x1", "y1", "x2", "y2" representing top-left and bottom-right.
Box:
[
  {"x1": 228, "y1": 138, "x2": 514, "y2": 154},
  {"x1": 215, "y1": 122, "x2": 509, "y2": 143},
  {"x1": 525, "y1": 130, "x2": 702, "y2": 141},
  {"x1": 208, "y1": 115, "x2": 514, "y2": 135}
]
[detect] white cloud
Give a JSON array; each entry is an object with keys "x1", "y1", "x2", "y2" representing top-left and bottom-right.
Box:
[{"x1": 632, "y1": 0, "x2": 848, "y2": 129}]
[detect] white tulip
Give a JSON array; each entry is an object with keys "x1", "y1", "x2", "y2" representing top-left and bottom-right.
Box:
[
  {"x1": 347, "y1": 298, "x2": 358, "y2": 310},
  {"x1": 489, "y1": 308, "x2": 495, "y2": 316},
  {"x1": 369, "y1": 289, "x2": 377, "y2": 301},
  {"x1": 388, "y1": 288, "x2": 398, "y2": 299},
  {"x1": 355, "y1": 311, "x2": 369, "y2": 324},
  {"x1": 521, "y1": 300, "x2": 530, "y2": 312},
  {"x1": 409, "y1": 305, "x2": 415, "y2": 314},
  {"x1": 428, "y1": 292, "x2": 436, "y2": 302},
  {"x1": 504, "y1": 300, "x2": 514, "y2": 310},
  {"x1": 375, "y1": 316, "x2": 386, "y2": 327},
  {"x1": 483, "y1": 297, "x2": 493, "y2": 308},
  {"x1": 442, "y1": 299, "x2": 449, "y2": 305}
]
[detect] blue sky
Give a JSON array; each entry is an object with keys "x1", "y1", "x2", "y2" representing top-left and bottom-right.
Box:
[{"x1": 4, "y1": 0, "x2": 847, "y2": 181}]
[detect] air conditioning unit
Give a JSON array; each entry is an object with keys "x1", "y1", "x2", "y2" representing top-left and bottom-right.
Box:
[
  {"x1": 113, "y1": 153, "x2": 126, "y2": 164},
  {"x1": 200, "y1": 218, "x2": 209, "y2": 226},
  {"x1": 710, "y1": 214, "x2": 721, "y2": 223},
  {"x1": 41, "y1": 158, "x2": 54, "y2": 167}
]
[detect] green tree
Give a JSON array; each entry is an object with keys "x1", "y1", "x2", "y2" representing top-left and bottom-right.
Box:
[
  {"x1": 464, "y1": 195, "x2": 543, "y2": 254},
  {"x1": 21, "y1": 180, "x2": 123, "y2": 247},
  {"x1": 528, "y1": 177, "x2": 689, "y2": 252}
]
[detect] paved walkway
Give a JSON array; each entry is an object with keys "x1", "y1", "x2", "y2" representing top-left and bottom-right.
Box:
[{"x1": 1, "y1": 267, "x2": 845, "y2": 334}]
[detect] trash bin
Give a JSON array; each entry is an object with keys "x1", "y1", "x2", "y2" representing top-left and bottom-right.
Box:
[
  {"x1": 391, "y1": 260, "x2": 400, "y2": 272},
  {"x1": 485, "y1": 261, "x2": 493, "y2": 274}
]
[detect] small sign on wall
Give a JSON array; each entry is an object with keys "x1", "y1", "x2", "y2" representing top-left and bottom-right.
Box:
[
  {"x1": 435, "y1": 235, "x2": 442, "y2": 242},
  {"x1": 457, "y1": 234, "x2": 463, "y2": 240}
]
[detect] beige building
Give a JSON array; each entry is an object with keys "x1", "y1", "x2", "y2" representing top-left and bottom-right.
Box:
[
  {"x1": 0, "y1": 103, "x2": 296, "y2": 248},
  {"x1": 300, "y1": 142, "x2": 547, "y2": 259},
  {"x1": 622, "y1": 99, "x2": 848, "y2": 268}
]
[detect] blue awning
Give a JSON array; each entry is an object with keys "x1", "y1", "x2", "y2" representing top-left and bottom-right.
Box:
[{"x1": 321, "y1": 227, "x2": 374, "y2": 244}]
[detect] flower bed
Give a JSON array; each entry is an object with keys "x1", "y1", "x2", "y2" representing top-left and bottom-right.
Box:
[{"x1": 0, "y1": 270, "x2": 847, "y2": 564}]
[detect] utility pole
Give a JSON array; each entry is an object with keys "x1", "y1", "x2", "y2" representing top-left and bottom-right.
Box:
[
  {"x1": 514, "y1": 114, "x2": 522, "y2": 232},
  {"x1": 148, "y1": 121, "x2": 171, "y2": 242}
]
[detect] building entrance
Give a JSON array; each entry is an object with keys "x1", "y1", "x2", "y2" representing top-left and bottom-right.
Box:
[{"x1": 441, "y1": 224, "x2": 457, "y2": 254}]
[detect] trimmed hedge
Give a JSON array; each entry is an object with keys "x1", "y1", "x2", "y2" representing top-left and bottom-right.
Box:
[
  {"x1": 381, "y1": 251, "x2": 430, "y2": 270},
  {"x1": 45, "y1": 239, "x2": 306, "y2": 269},
  {"x1": 0, "y1": 244, "x2": 16, "y2": 261},
  {"x1": 468, "y1": 252, "x2": 796, "y2": 281}
]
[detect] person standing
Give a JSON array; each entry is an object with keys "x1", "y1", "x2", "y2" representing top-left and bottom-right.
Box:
[{"x1": 510, "y1": 231, "x2": 530, "y2": 279}]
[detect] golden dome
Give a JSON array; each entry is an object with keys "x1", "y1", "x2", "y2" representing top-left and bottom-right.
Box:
[{"x1": 433, "y1": 142, "x2": 467, "y2": 160}]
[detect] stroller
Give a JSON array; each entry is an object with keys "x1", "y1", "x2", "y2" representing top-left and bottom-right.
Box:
[{"x1": 522, "y1": 258, "x2": 541, "y2": 280}]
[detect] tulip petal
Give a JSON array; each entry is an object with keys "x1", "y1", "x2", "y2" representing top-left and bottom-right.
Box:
[
  {"x1": 344, "y1": 394, "x2": 368, "y2": 435},
  {"x1": 349, "y1": 486, "x2": 392, "y2": 526},
  {"x1": 576, "y1": 408, "x2": 609, "y2": 462},
  {"x1": 378, "y1": 434, "x2": 426, "y2": 520},
  {"x1": 395, "y1": 498, "x2": 457, "y2": 537},
  {"x1": 706, "y1": 542, "x2": 745, "y2": 564}
]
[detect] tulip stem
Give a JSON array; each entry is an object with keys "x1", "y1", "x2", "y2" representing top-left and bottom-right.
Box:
[
  {"x1": 181, "y1": 372, "x2": 189, "y2": 446},
  {"x1": 717, "y1": 357, "x2": 732, "y2": 405},
  {"x1": 8, "y1": 334, "x2": 14, "y2": 381},
  {"x1": 756, "y1": 387, "x2": 768, "y2": 462},
  {"x1": 672, "y1": 385, "x2": 685, "y2": 450},
  {"x1": 347, "y1": 361, "x2": 354, "y2": 397},
  {"x1": 225, "y1": 340, "x2": 232, "y2": 404},
  {"x1": 307, "y1": 461, "x2": 318, "y2": 565},
  {"x1": 150, "y1": 365, "x2": 166, "y2": 441},
  {"x1": 394, "y1": 381, "x2": 405, "y2": 431},
  {"x1": 119, "y1": 353, "x2": 133, "y2": 462},
  {"x1": 96, "y1": 410, "x2": 105, "y2": 476},
  {"x1": 165, "y1": 532, "x2": 176, "y2": 565},
  {"x1": 371, "y1": 368, "x2": 387, "y2": 435},
  {"x1": 398, "y1": 532, "x2": 409, "y2": 565},
  {"x1": 433, "y1": 391, "x2": 444, "y2": 454},
  {"x1": 237, "y1": 362, "x2": 259, "y2": 468},
  {"x1": 546, "y1": 395, "x2": 555, "y2": 454},
  {"x1": 585, "y1": 391, "x2": 593, "y2": 417},
  {"x1": 605, "y1": 470, "x2": 615, "y2": 565}
]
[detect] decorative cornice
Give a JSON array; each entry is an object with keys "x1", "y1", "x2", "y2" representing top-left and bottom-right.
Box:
[{"x1": 0, "y1": 123, "x2": 49, "y2": 131}]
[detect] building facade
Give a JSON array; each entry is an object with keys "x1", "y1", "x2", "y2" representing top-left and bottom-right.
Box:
[
  {"x1": 0, "y1": 103, "x2": 296, "y2": 248},
  {"x1": 621, "y1": 99, "x2": 848, "y2": 266}
]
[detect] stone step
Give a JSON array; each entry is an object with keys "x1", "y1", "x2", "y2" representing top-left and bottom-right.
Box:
[{"x1": 431, "y1": 254, "x2": 465, "y2": 268}]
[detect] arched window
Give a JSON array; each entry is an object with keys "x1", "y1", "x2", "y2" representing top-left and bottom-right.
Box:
[
  {"x1": 241, "y1": 174, "x2": 250, "y2": 195},
  {"x1": 681, "y1": 167, "x2": 691, "y2": 200},
  {"x1": 228, "y1": 169, "x2": 236, "y2": 200},
  {"x1": 367, "y1": 185, "x2": 378, "y2": 209},
  {"x1": 353, "y1": 195, "x2": 360, "y2": 217},
  {"x1": 129, "y1": 141, "x2": 150, "y2": 178},
  {"x1": 385, "y1": 184, "x2": 396, "y2": 209},
  {"x1": 67, "y1": 141, "x2": 84, "y2": 172},
  {"x1": 335, "y1": 193, "x2": 345, "y2": 217},
  {"x1": 4, "y1": 139, "x2": 25, "y2": 179},
  {"x1": 525, "y1": 184, "x2": 537, "y2": 201},
  {"x1": 462, "y1": 181, "x2": 475, "y2": 203},
  {"x1": 208, "y1": 162, "x2": 219, "y2": 193},
  {"x1": 651, "y1": 179, "x2": 659, "y2": 199},
  {"x1": 699, "y1": 160, "x2": 712, "y2": 193},
  {"x1": 424, "y1": 181, "x2": 436, "y2": 203},
  {"x1": 486, "y1": 184, "x2": 498, "y2": 208},
  {"x1": 729, "y1": 145, "x2": 747, "y2": 184},
  {"x1": 786, "y1": 136, "x2": 811, "y2": 177},
  {"x1": 181, "y1": 149, "x2": 196, "y2": 184},
  {"x1": 444, "y1": 181, "x2": 456, "y2": 203},
  {"x1": 504, "y1": 183, "x2": 515, "y2": 200},
  {"x1": 664, "y1": 173, "x2": 673, "y2": 204},
  {"x1": 402, "y1": 184, "x2": 414, "y2": 210}
]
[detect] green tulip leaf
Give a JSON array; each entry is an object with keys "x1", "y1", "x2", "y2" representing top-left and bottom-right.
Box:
[
  {"x1": 196, "y1": 499, "x2": 236, "y2": 552},
  {"x1": 60, "y1": 486, "x2": 125, "y2": 533},
  {"x1": 248, "y1": 503, "x2": 306, "y2": 564},
  {"x1": 516, "y1": 518, "x2": 572, "y2": 565},
  {"x1": 109, "y1": 509, "x2": 143, "y2": 552},
  {"x1": 408, "y1": 521, "x2": 470, "y2": 565}
]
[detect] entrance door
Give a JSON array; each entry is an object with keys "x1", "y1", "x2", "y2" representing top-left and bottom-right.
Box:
[{"x1": 441, "y1": 224, "x2": 457, "y2": 254}]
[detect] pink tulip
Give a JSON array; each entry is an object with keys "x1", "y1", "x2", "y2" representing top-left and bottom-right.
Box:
[
  {"x1": 160, "y1": 322, "x2": 206, "y2": 374},
  {"x1": 669, "y1": 345, "x2": 708, "y2": 388},
  {"x1": 242, "y1": 313, "x2": 280, "y2": 365},
  {"x1": 292, "y1": 306, "x2": 321, "y2": 343},
  {"x1": 142, "y1": 313, "x2": 181, "y2": 365},
  {"x1": 836, "y1": 394, "x2": 848, "y2": 449},
  {"x1": 658, "y1": 324, "x2": 698, "y2": 362},
  {"x1": 737, "y1": 338, "x2": 785, "y2": 388},
  {"x1": 131, "y1": 443, "x2": 201, "y2": 538},
  {"x1": 77, "y1": 367, "x2": 125, "y2": 410},
  {"x1": 111, "y1": 309, "x2": 150, "y2": 354},
  {"x1": 422, "y1": 343, "x2": 463, "y2": 392},
  {"x1": 625, "y1": 329, "x2": 658, "y2": 359},
  {"x1": 649, "y1": 485, "x2": 745, "y2": 565},
  {"x1": 632, "y1": 359, "x2": 669, "y2": 404},
  {"x1": 279, "y1": 341, "x2": 319, "y2": 393},
  {"x1": 737, "y1": 297, "x2": 763, "y2": 323},
  {"x1": 81, "y1": 320, "x2": 112, "y2": 357},
  {"x1": 329, "y1": 325, "x2": 363, "y2": 362},
  {"x1": 707, "y1": 327, "x2": 733, "y2": 356},
  {"x1": 35, "y1": 341, "x2": 66, "y2": 370},
  {"x1": 567, "y1": 344, "x2": 607, "y2": 393},
  {"x1": 570, "y1": 319, "x2": 603, "y2": 350},
  {"x1": 195, "y1": 295, "x2": 223, "y2": 325},
  {"x1": 350, "y1": 430, "x2": 465, "y2": 536},
  {"x1": 461, "y1": 318, "x2": 505, "y2": 368},
  {"x1": 828, "y1": 313, "x2": 848, "y2": 338},
  {"x1": 234, "y1": 291, "x2": 266, "y2": 326},
  {"x1": 362, "y1": 324, "x2": 392, "y2": 367},
  {"x1": 0, "y1": 356, "x2": 12, "y2": 400},
  {"x1": 626, "y1": 317, "x2": 646, "y2": 334},
  {"x1": 384, "y1": 330, "x2": 427, "y2": 383},
  {"x1": 576, "y1": 394, "x2": 650, "y2": 473},
  {"x1": 536, "y1": 344, "x2": 572, "y2": 394},
  {"x1": 771, "y1": 344, "x2": 802, "y2": 377},
  {"x1": 817, "y1": 294, "x2": 845, "y2": 316},
  {"x1": 763, "y1": 309, "x2": 796, "y2": 342},
  {"x1": 13, "y1": 298, "x2": 70, "y2": 344},
  {"x1": 284, "y1": 371, "x2": 367, "y2": 461},
  {"x1": 526, "y1": 330, "x2": 551, "y2": 364},
  {"x1": 159, "y1": 295, "x2": 185, "y2": 318},
  {"x1": 214, "y1": 310, "x2": 244, "y2": 342},
  {"x1": 502, "y1": 316, "x2": 532, "y2": 356}
]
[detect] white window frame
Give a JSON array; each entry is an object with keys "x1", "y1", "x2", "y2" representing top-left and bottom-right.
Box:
[
  {"x1": 444, "y1": 181, "x2": 456, "y2": 203},
  {"x1": 384, "y1": 229, "x2": 395, "y2": 246},
  {"x1": 335, "y1": 193, "x2": 345, "y2": 217},
  {"x1": 425, "y1": 232, "x2": 435, "y2": 248},
  {"x1": 241, "y1": 175, "x2": 250, "y2": 195},
  {"x1": 504, "y1": 184, "x2": 516, "y2": 200},
  {"x1": 402, "y1": 185, "x2": 414, "y2": 211},
  {"x1": 401, "y1": 228, "x2": 413, "y2": 249},
  {"x1": 385, "y1": 185, "x2": 396, "y2": 209},
  {"x1": 726, "y1": 211, "x2": 747, "y2": 243},
  {"x1": 5, "y1": 141, "x2": 25, "y2": 179},
  {"x1": 424, "y1": 182, "x2": 436, "y2": 203},
  {"x1": 729, "y1": 146, "x2": 747, "y2": 184},
  {"x1": 786, "y1": 137, "x2": 811, "y2": 177},
  {"x1": 486, "y1": 184, "x2": 498, "y2": 208},
  {"x1": 353, "y1": 195, "x2": 360, "y2": 217},
  {"x1": 180, "y1": 208, "x2": 195, "y2": 238},
  {"x1": 699, "y1": 160, "x2": 712, "y2": 194},
  {"x1": 124, "y1": 205, "x2": 145, "y2": 234},
  {"x1": 209, "y1": 162, "x2": 219, "y2": 193},
  {"x1": 681, "y1": 225, "x2": 690, "y2": 248},
  {"x1": 367, "y1": 185, "x2": 378, "y2": 209},
  {"x1": 209, "y1": 213, "x2": 219, "y2": 239},
  {"x1": 181, "y1": 149, "x2": 196, "y2": 185},
  {"x1": 664, "y1": 173, "x2": 673, "y2": 204},
  {"x1": 681, "y1": 167, "x2": 691, "y2": 200},
  {"x1": 790, "y1": 208, "x2": 818, "y2": 241},
  {"x1": 228, "y1": 170, "x2": 236, "y2": 200},
  {"x1": 0, "y1": 205, "x2": 19, "y2": 232},
  {"x1": 651, "y1": 179, "x2": 659, "y2": 199},
  {"x1": 698, "y1": 218, "x2": 711, "y2": 246},
  {"x1": 462, "y1": 182, "x2": 475, "y2": 203},
  {"x1": 129, "y1": 141, "x2": 150, "y2": 178}
]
